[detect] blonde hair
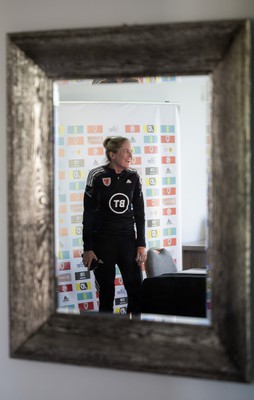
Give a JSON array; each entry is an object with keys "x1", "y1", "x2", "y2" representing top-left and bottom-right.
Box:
[{"x1": 103, "y1": 136, "x2": 129, "y2": 162}]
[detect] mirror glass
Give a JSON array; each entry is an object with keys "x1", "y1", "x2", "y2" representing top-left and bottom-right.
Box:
[{"x1": 54, "y1": 75, "x2": 211, "y2": 324}]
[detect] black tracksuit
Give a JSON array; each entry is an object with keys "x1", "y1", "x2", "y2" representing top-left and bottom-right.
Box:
[{"x1": 83, "y1": 164, "x2": 146, "y2": 313}]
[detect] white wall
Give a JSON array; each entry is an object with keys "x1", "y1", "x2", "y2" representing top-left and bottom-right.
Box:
[
  {"x1": 58, "y1": 76, "x2": 209, "y2": 244},
  {"x1": 1, "y1": 1, "x2": 254, "y2": 399}
]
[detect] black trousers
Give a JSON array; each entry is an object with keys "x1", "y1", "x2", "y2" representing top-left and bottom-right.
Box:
[{"x1": 93, "y1": 234, "x2": 142, "y2": 314}]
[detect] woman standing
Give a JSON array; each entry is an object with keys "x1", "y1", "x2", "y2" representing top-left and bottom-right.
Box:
[{"x1": 82, "y1": 136, "x2": 146, "y2": 314}]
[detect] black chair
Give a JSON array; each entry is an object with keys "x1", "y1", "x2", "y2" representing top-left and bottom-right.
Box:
[
  {"x1": 142, "y1": 248, "x2": 206, "y2": 318},
  {"x1": 141, "y1": 271, "x2": 207, "y2": 318}
]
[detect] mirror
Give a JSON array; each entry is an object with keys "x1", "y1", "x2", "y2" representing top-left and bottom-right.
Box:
[
  {"x1": 54, "y1": 75, "x2": 210, "y2": 320},
  {"x1": 7, "y1": 20, "x2": 252, "y2": 381}
]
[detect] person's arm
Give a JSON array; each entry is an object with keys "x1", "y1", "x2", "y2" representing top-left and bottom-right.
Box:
[
  {"x1": 82, "y1": 171, "x2": 98, "y2": 268},
  {"x1": 82, "y1": 170, "x2": 101, "y2": 268},
  {"x1": 132, "y1": 173, "x2": 146, "y2": 248},
  {"x1": 82, "y1": 183, "x2": 95, "y2": 251}
]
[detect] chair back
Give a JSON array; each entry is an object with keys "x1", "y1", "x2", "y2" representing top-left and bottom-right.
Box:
[{"x1": 145, "y1": 247, "x2": 177, "y2": 278}]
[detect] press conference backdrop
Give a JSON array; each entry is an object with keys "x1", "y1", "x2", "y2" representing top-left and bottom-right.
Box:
[{"x1": 54, "y1": 102, "x2": 181, "y2": 314}]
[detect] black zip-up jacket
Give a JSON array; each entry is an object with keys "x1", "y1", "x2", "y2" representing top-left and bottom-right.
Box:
[{"x1": 83, "y1": 164, "x2": 146, "y2": 251}]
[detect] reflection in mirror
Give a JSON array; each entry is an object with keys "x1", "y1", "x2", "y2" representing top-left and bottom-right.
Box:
[{"x1": 54, "y1": 75, "x2": 211, "y2": 324}]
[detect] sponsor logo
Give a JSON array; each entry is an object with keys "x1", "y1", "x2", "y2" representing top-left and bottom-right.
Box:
[
  {"x1": 146, "y1": 199, "x2": 160, "y2": 207},
  {"x1": 162, "y1": 198, "x2": 176, "y2": 206},
  {"x1": 76, "y1": 282, "x2": 92, "y2": 291},
  {"x1": 132, "y1": 146, "x2": 141, "y2": 155},
  {"x1": 147, "y1": 156, "x2": 158, "y2": 164},
  {"x1": 145, "y1": 167, "x2": 159, "y2": 175},
  {"x1": 162, "y1": 187, "x2": 176, "y2": 196},
  {"x1": 71, "y1": 226, "x2": 82, "y2": 236},
  {"x1": 126, "y1": 179, "x2": 132, "y2": 184},
  {"x1": 162, "y1": 146, "x2": 175, "y2": 154},
  {"x1": 68, "y1": 137, "x2": 84, "y2": 146},
  {"x1": 102, "y1": 177, "x2": 111, "y2": 186},
  {"x1": 71, "y1": 215, "x2": 82, "y2": 224},
  {"x1": 161, "y1": 156, "x2": 176, "y2": 164},
  {"x1": 87, "y1": 136, "x2": 104, "y2": 144},
  {"x1": 162, "y1": 177, "x2": 176, "y2": 185},
  {"x1": 78, "y1": 301, "x2": 95, "y2": 311},
  {"x1": 58, "y1": 250, "x2": 70, "y2": 260},
  {"x1": 160, "y1": 125, "x2": 175, "y2": 133},
  {"x1": 163, "y1": 207, "x2": 176, "y2": 216},
  {"x1": 57, "y1": 261, "x2": 71, "y2": 271},
  {"x1": 161, "y1": 135, "x2": 175, "y2": 143},
  {"x1": 63, "y1": 295, "x2": 70, "y2": 303},
  {"x1": 73, "y1": 249, "x2": 83, "y2": 258},
  {"x1": 68, "y1": 159, "x2": 84, "y2": 168},
  {"x1": 69, "y1": 170, "x2": 84, "y2": 180},
  {"x1": 75, "y1": 271, "x2": 90, "y2": 280},
  {"x1": 58, "y1": 284, "x2": 73, "y2": 293},
  {"x1": 148, "y1": 229, "x2": 160, "y2": 239},
  {"x1": 145, "y1": 177, "x2": 159, "y2": 187},
  {"x1": 69, "y1": 148, "x2": 83, "y2": 156},
  {"x1": 76, "y1": 261, "x2": 84, "y2": 268},
  {"x1": 115, "y1": 287, "x2": 127, "y2": 296},
  {"x1": 72, "y1": 238, "x2": 83, "y2": 247},
  {"x1": 70, "y1": 193, "x2": 83, "y2": 202},
  {"x1": 143, "y1": 125, "x2": 156, "y2": 133},
  {"x1": 59, "y1": 194, "x2": 67, "y2": 203},
  {"x1": 67, "y1": 125, "x2": 84, "y2": 134},
  {"x1": 58, "y1": 137, "x2": 64, "y2": 146},
  {"x1": 148, "y1": 240, "x2": 161, "y2": 248},
  {"x1": 144, "y1": 146, "x2": 158, "y2": 154},
  {"x1": 146, "y1": 188, "x2": 160, "y2": 197},
  {"x1": 58, "y1": 125, "x2": 65, "y2": 135},
  {"x1": 115, "y1": 276, "x2": 123, "y2": 285},
  {"x1": 146, "y1": 209, "x2": 160, "y2": 218},
  {"x1": 88, "y1": 147, "x2": 104, "y2": 156},
  {"x1": 115, "y1": 307, "x2": 127, "y2": 314},
  {"x1": 163, "y1": 227, "x2": 177, "y2": 236},
  {"x1": 70, "y1": 204, "x2": 83, "y2": 213},
  {"x1": 57, "y1": 273, "x2": 72, "y2": 283},
  {"x1": 131, "y1": 156, "x2": 141, "y2": 165},
  {"x1": 109, "y1": 193, "x2": 129, "y2": 214},
  {"x1": 108, "y1": 125, "x2": 119, "y2": 133},
  {"x1": 125, "y1": 125, "x2": 140, "y2": 133},
  {"x1": 163, "y1": 238, "x2": 177, "y2": 247},
  {"x1": 144, "y1": 135, "x2": 158, "y2": 144},
  {"x1": 59, "y1": 171, "x2": 65, "y2": 180},
  {"x1": 77, "y1": 291, "x2": 93, "y2": 301},
  {"x1": 115, "y1": 297, "x2": 128, "y2": 306},
  {"x1": 69, "y1": 181, "x2": 85, "y2": 191},
  {"x1": 147, "y1": 219, "x2": 160, "y2": 228},
  {"x1": 58, "y1": 148, "x2": 65, "y2": 157},
  {"x1": 87, "y1": 125, "x2": 103, "y2": 133},
  {"x1": 59, "y1": 204, "x2": 67, "y2": 214}
]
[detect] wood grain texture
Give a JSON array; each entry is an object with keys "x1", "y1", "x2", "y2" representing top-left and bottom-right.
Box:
[
  {"x1": 9, "y1": 20, "x2": 244, "y2": 79},
  {"x1": 7, "y1": 41, "x2": 55, "y2": 353},
  {"x1": 7, "y1": 20, "x2": 252, "y2": 382},
  {"x1": 211, "y1": 21, "x2": 252, "y2": 380}
]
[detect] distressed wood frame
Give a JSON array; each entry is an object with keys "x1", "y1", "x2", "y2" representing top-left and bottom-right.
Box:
[{"x1": 7, "y1": 19, "x2": 253, "y2": 381}]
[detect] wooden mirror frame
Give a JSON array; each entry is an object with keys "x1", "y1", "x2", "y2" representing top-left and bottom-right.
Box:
[{"x1": 7, "y1": 19, "x2": 253, "y2": 381}]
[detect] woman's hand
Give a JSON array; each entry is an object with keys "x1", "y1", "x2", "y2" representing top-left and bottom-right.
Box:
[
  {"x1": 136, "y1": 246, "x2": 147, "y2": 266},
  {"x1": 83, "y1": 250, "x2": 97, "y2": 269}
]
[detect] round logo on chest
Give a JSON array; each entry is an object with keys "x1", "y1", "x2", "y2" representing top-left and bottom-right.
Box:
[{"x1": 109, "y1": 193, "x2": 129, "y2": 214}]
